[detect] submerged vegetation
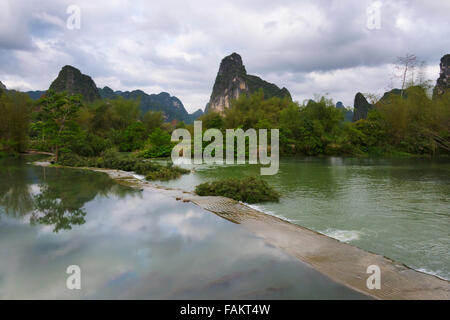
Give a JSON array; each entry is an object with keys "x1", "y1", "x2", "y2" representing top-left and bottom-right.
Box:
[{"x1": 195, "y1": 177, "x2": 280, "y2": 203}]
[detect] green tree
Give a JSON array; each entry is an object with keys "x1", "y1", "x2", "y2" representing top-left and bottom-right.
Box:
[
  {"x1": 0, "y1": 91, "x2": 32, "y2": 153},
  {"x1": 110, "y1": 96, "x2": 140, "y2": 130},
  {"x1": 36, "y1": 90, "x2": 83, "y2": 162},
  {"x1": 140, "y1": 127, "x2": 173, "y2": 158},
  {"x1": 142, "y1": 110, "x2": 164, "y2": 133},
  {"x1": 119, "y1": 121, "x2": 146, "y2": 152}
]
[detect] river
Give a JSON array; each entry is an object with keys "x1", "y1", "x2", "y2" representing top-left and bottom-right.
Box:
[
  {"x1": 0, "y1": 156, "x2": 367, "y2": 299},
  {"x1": 159, "y1": 157, "x2": 450, "y2": 281}
]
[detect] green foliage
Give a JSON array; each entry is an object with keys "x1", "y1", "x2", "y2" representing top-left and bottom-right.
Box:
[
  {"x1": 139, "y1": 128, "x2": 174, "y2": 158},
  {"x1": 34, "y1": 90, "x2": 82, "y2": 161},
  {"x1": 375, "y1": 86, "x2": 450, "y2": 155},
  {"x1": 58, "y1": 148, "x2": 189, "y2": 181},
  {"x1": 210, "y1": 88, "x2": 449, "y2": 157},
  {"x1": 142, "y1": 111, "x2": 164, "y2": 132},
  {"x1": 118, "y1": 122, "x2": 146, "y2": 152},
  {"x1": 110, "y1": 96, "x2": 141, "y2": 130},
  {"x1": 175, "y1": 121, "x2": 186, "y2": 129},
  {"x1": 0, "y1": 91, "x2": 32, "y2": 153},
  {"x1": 279, "y1": 97, "x2": 344, "y2": 155},
  {"x1": 195, "y1": 176, "x2": 280, "y2": 203},
  {"x1": 199, "y1": 111, "x2": 224, "y2": 129},
  {"x1": 69, "y1": 131, "x2": 111, "y2": 157},
  {"x1": 145, "y1": 164, "x2": 190, "y2": 181},
  {"x1": 224, "y1": 89, "x2": 292, "y2": 129}
]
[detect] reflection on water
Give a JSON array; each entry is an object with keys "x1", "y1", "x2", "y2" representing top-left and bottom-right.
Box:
[
  {"x1": 0, "y1": 156, "x2": 135, "y2": 232},
  {"x1": 158, "y1": 157, "x2": 450, "y2": 280},
  {"x1": 0, "y1": 156, "x2": 366, "y2": 299}
]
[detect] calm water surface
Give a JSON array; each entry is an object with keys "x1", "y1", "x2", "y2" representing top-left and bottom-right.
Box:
[
  {"x1": 159, "y1": 157, "x2": 450, "y2": 280},
  {"x1": 0, "y1": 156, "x2": 366, "y2": 299}
]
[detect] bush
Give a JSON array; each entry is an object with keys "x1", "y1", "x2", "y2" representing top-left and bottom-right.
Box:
[
  {"x1": 70, "y1": 132, "x2": 111, "y2": 157},
  {"x1": 139, "y1": 128, "x2": 174, "y2": 158},
  {"x1": 119, "y1": 122, "x2": 146, "y2": 152},
  {"x1": 195, "y1": 176, "x2": 280, "y2": 203},
  {"x1": 145, "y1": 165, "x2": 189, "y2": 181},
  {"x1": 139, "y1": 144, "x2": 173, "y2": 158}
]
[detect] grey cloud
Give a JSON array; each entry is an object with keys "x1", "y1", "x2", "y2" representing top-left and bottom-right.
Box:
[{"x1": 0, "y1": 0, "x2": 448, "y2": 111}]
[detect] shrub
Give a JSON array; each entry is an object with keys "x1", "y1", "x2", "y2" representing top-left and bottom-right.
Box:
[
  {"x1": 145, "y1": 165, "x2": 190, "y2": 181},
  {"x1": 195, "y1": 176, "x2": 280, "y2": 203},
  {"x1": 119, "y1": 122, "x2": 146, "y2": 152},
  {"x1": 139, "y1": 128, "x2": 174, "y2": 158}
]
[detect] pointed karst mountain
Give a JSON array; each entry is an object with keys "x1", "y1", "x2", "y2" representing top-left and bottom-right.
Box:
[
  {"x1": 49, "y1": 65, "x2": 101, "y2": 102},
  {"x1": 205, "y1": 53, "x2": 292, "y2": 113},
  {"x1": 352, "y1": 93, "x2": 374, "y2": 122},
  {"x1": 433, "y1": 54, "x2": 450, "y2": 99},
  {"x1": 0, "y1": 81, "x2": 6, "y2": 91}
]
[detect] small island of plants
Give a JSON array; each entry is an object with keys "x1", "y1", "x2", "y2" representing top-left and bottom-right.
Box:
[{"x1": 195, "y1": 176, "x2": 280, "y2": 203}]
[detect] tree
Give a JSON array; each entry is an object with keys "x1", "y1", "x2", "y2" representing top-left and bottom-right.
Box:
[
  {"x1": 142, "y1": 110, "x2": 164, "y2": 133},
  {"x1": 119, "y1": 121, "x2": 146, "y2": 152},
  {"x1": 0, "y1": 91, "x2": 32, "y2": 153},
  {"x1": 199, "y1": 111, "x2": 224, "y2": 129},
  {"x1": 395, "y1": 54, "x2": 417, "y2": 97},
  {"x1": 110, "y1": 96, "x2": 140, "y2": 130},
  {"x1": 140, "y1": 128, "x2": 173, "y2": 158},
  {"x1": 36, "y1": 90, "x2": 83, "y2": 162}
]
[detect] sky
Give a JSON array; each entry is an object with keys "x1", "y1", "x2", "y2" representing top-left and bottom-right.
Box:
[{"x1": 0, "y1": 0, "x2": 449, "y2": 113}]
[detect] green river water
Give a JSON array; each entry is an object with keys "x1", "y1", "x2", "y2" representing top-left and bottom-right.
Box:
[
  {"x1": 0, "y1": 156, "x2": 367, "y2": 299},
  {"x1": 159, "y1": 157, "x2": 450, "y2": 281}
]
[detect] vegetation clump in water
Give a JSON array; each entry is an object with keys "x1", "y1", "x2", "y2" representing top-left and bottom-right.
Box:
[
  {"x1": 58, "y1": 148, "x2": 189, "y2": 181},
  {"x1": 195, "y1": 176, "x2": 280, "y2": 203}
]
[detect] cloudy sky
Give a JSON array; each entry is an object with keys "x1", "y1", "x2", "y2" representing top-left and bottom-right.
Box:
[{"x1": 0, "y1": 0, "x2": 449, "y2": 112}]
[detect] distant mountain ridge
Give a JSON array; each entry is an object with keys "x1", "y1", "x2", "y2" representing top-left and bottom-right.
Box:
[
  {"x1": 206, "y1": 53, "x2": 292, "y2": 113},
  {"x1": 98, "y1": 87, "x2": 203, "y2": 124},
  {"x1": 17, "y1": 65, "x2": 202, "y2": 124}
]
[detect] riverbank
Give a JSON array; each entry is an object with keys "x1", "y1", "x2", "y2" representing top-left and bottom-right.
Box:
[{"x1": 32, "y1": 160, "x2": 450, "y2": 299}]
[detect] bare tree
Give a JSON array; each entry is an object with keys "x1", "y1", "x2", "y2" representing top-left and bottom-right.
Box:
[
  {"x1": 363, "y1": 92, "x2": 381, "y2": 104},
  {"x1": 415, "y1": 60, "x2": 433, "y2": 92},
  {"x1": 395, "y1": 54, "x2": 417, "y2": 96}
]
